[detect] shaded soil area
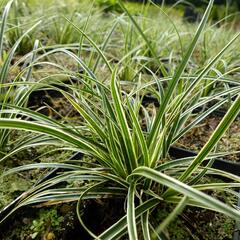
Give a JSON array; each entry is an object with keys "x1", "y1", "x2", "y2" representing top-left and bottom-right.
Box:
[
  {"x1": 28, "y1": 89, "x2": 78, "y2": 120},
  {"x1": 0, "y1": 198, "x2": 125, "y2": 240}
]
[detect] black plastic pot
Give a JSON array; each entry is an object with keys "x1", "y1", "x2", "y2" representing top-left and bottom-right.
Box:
[{"x1": 169, "y1": 146, "x2": 240, "y2": 177}]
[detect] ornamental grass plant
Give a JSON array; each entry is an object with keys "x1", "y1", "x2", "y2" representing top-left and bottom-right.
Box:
[{"x1": 0, "y1": 0, "x2": 240, "y2": 239}]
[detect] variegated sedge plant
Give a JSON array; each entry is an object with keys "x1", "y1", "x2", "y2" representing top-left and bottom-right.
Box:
[
  {"x1": 0, "y1": 0, "x2": 240, "y2": 239},
  {"x1": 0, "y1": 0, "x2": 43, "y2": 157}
]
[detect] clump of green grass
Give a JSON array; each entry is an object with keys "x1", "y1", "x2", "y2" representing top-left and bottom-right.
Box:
[{"x1": 0, "y1": 1, "x2": 240, "y2": 239}]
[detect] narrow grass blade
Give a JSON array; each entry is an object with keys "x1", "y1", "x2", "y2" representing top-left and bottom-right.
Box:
[
  {"x1": 118, "y1": 0, "x2": 168, "y2": 77},
  {"x1": 179, "y1": 95, "x2": 240, "y2": 182},
  {"x1": 141, "y1": 210, "x2": 151, "y2": 240},
  {"x1": 127, "y1": 182, "x2": 138, "y2": 240},
  {"x1": 64, "y1": 17, "x2": 113, "y2": 73},
  {"x1": 126, "y1": 98, "x2": 149, "y2": 166},
  {"x1": 0, "y1": 118, "x2": 103, "y2": 155},
  {"x1": 99, "y1": 198, "x2": 159, "y2": 240},
  {"x1": 153, "y1": 196, "x2": 188, "y2": 238},
  {"x1": 0, "y1": 0, "x2": 14, "y2": 60},
  {"x1": 63, "y1": 93, "x2": 107, "y2": 140},
  {"x1": 130, "y1": 167, "x2": 240, "y2": 221},
  {"x1": 148, "y1": 0, "x2": 214, "y2": 145},
  {"x1": 111, "y1": 68, "x2": 137, "y2": 172}
]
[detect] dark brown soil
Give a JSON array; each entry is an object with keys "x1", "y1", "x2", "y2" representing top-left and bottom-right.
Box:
[{"x1": 177, "y1": 116, "x2": 240, "y2": 161}]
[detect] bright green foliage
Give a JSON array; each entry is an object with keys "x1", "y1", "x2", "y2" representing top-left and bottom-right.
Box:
[{"x1": 30, "y1": 208, "x2": 64, "y2": 239}]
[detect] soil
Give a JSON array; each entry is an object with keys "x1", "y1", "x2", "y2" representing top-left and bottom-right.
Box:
[
  {"x1": 177, "y1": 116, "x2": 240, "y2": 162},
  {"x1": 27, "y1": 89, "x2": 78, "y2": 120},
  {"x1": 153, "y1": 192, "x2": 237, "y2": 240},
  {"x1": 0, "y1": 199, "x2": 125, "y2": 240}
]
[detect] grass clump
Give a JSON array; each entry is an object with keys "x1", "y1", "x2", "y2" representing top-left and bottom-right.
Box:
[{"x1": 0, "y1": 0, "x2": 240, "y2": 239}]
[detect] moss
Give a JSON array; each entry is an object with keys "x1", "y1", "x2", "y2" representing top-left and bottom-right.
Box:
[
  {"x1": 153, "y1": 199, "x2": 235, "y2": 240},
  {"x1": 0, "y1": 207, "x2": 64, "y2": 240},
  {"x1": 153, "y1": 204, "x2": 192, "y2": 240},
  {"x1": 0, "y1": 136, "x2": 74, "y2": 209},
  {"x1": 184, "y1": 208, "x2": 235, "y2": 240},
  {"x1": 29, "y1": 208, "x2": 64, "y2": 240},
  {"x1": 0, "y1": 166, "x2": 32, "y2": 209}
]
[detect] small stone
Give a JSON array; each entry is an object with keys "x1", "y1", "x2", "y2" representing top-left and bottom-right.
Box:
[
  {"x1": 22, "y1": 218, "x2": 31, "y2": 224},
  {"x1": 44, "y1": 232, "x2": 55, "y2": 240}
]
